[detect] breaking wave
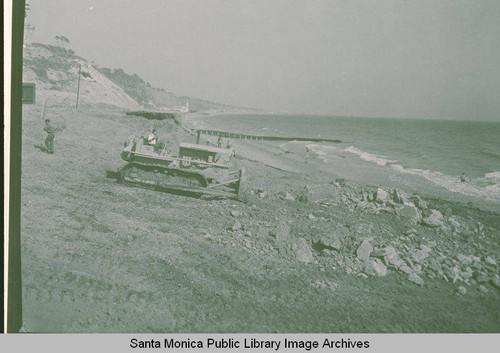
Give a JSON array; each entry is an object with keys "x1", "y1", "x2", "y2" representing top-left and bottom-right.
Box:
[
  {"x1": 344, "y1": 146, "x2": 398, "y2": 166},
  {"x1": 310, "y1": 144, "x2": 500, "y2": 202},
  {"x1": 306, "y1": 144, "x2": 341, "y2": 159},
  {"x1": 481, "y1": 149, "x2": 500, "y2": 159},
  {"x1": 389, "y1": 165, "x2": 500, "y2": 201}
]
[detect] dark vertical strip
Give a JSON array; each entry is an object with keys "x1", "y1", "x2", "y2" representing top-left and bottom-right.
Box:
[
  {"x1": 8, "y1": 0, "x2": 26, "y2": 333},
  {"x1": 1, "y1": 13, "x2": 4, "y2": 332}
]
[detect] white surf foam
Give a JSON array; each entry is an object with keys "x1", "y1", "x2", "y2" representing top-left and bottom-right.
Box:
[
  {"x1": 306, "y1": 144, "x2": 342, "y2": 161},
  {"x1": 313, "y1": 144, "x2": 500, "y2": 202},
  {"x1": 483, "y1": 171, "x2": 500, "y2": 182},
  {"x1": 344, "y1": 146, "x2": 398, "y2": 166}
]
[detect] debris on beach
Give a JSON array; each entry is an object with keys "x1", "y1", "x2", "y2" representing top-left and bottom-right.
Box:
[{"x1": 208, "y1": 178, "x2": 499, "y2": 291}]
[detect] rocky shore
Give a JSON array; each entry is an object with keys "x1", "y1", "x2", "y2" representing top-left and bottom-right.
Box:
[{"x1": 217, "y1": 177, "x2": 500, "y2": 295}]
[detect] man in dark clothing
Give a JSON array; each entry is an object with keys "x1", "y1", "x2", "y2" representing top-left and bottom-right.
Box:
[{"x1": 44, "y1": 119, "x2": 57, "y2": 153}]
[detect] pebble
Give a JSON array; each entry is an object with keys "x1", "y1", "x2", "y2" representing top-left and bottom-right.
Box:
[
  {"x1": 457, "y1": 254, "x2": 473, "y2": 265},
  {"x1": 405, "y1": 228, "x2": 418, "y2": 235},
  {"x1": 492, "y1": 275, "x2": 500, "y2": 289},
  {"x1": 232, "y1": 222, "x2": 242, "y2": 231},
  {"x1": 485, "y1": 256, "x2": 497, "y2": 266},
  {"x1": 457, "y1": 286, "x2": 467, "y2": 295},
  {"x1": 479, "y1": 285, "x2": 489, "y2": 293}
]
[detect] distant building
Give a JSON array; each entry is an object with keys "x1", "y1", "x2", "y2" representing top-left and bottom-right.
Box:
[{"x1": 172, "y1": 101, "x2": 189, "y2": 113}]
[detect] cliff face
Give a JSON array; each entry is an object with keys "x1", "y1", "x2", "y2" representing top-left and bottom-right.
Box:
[
  {"x1": 23, "y1": 42, "x2": 256, "y2": 112},
  {"x1": 23, "y1": 43, "x2": 140, "y2": 109}
]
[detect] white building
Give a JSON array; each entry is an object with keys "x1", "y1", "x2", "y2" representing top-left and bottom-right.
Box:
[{"x1": 172, "y1": 101, "x2": 189, "y2": 113}]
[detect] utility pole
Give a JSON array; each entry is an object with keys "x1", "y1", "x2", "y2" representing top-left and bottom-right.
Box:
[
  {"x1": 40, "y1": 98, "x2": 47, "y2": 120},
  {"x1": 75, "y1": 63, "x2": 82, "y2": 108}
]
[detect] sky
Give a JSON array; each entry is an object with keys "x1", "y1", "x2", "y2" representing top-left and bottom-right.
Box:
[{"x1": 24, "y1": 0, "x2": 500, "y2": 120}]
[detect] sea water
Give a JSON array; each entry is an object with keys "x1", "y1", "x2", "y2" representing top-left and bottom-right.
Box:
[{"x1": 200, "y1": 114, "x2": 500, "y2": 210}]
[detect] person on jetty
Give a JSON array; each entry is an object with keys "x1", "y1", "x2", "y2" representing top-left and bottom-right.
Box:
[{"x1": 217, "y1": 136, "x2": 223, "y2": 148}]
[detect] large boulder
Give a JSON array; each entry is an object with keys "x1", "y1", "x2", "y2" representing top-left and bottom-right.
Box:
[
  {"x1": 351, "y1": 223, "x2": 373, "y2": 236},
  {"x1": 364, "y1": 258, "x2": 388, "y2": 277},
  {"x1": 374, "y1": 187, "x2": 390, "y2": 204},
  {"x1": 384, "y1": 246, "x2": 404, "y2": 268},
  {"x1": 293, "y1": 238, "x2": 314, "y2": 263},
  {"x1": 316, "y1": 232, "x2": 342, "y2": 251},
  {"x1": 412, "y1": 245, "x2": 432, "y2": 263},
  {"x1": 270, "y1": 221, "x2": 292, "y2": 256},
  {"x1": 411, "y1": 195, "x2": 428, "y2": 210},
  {"x1": 421, "y1": 209, "x2": 444, "y2": 228},
  {"x1": 298, "y1": 184, "x2": 341, "y2": 203},
  {"x1": 392, "y1": 189, "x2": 410, "y2": 204},
  {"x1": 397, "y1": 204, "x2": 421, "y2": 224},
  {"x1": 408, "y1": 272, "x2": 425, "y2": 285},
  {"x1": 357, "y1": 239, "x2": 373, "y2": 262},
  {"x1": 314, "y1": 224, "x2": 350, "y2": 251}
]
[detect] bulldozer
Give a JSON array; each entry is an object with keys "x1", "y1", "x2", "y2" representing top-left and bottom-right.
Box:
[{"x1": 120, "y1": 134, "x2": 245, "y2": 199}]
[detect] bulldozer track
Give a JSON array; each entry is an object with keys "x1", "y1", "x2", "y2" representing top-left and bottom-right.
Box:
[{"x1": 120, "y1": 162, "x2": 240, "y2": 199}]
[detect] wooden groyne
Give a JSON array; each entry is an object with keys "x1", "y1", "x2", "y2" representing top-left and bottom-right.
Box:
[
  {"x1": 196, "y1": 129, "x2": 342, "y2": 143},
  {"x1": 126, "y1": 111, "x2": 176, "y2": 121}
]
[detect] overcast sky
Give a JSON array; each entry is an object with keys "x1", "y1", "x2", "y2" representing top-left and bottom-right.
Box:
[{"x1": 25, "y1": 0, "x2": 500, "y2": 120}]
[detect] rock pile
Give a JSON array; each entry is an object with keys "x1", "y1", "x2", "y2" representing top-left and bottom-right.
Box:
[{"x1": 208, "y1": 180, "x2": 499, "y2": 293}]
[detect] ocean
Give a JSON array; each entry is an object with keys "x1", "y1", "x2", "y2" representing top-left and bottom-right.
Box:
[{"x1": 195, "y1": 114, "x2": 500, "y2": 210}]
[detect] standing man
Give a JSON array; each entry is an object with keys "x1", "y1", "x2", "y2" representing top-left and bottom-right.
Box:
[{"x1": 44, "y1": 119, "x2": 57, "y2": 154}]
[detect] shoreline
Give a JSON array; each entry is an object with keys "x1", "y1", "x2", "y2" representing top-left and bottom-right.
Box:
[{"x1": 182, "y1": 112, "x2": 500, "y2": 214}]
